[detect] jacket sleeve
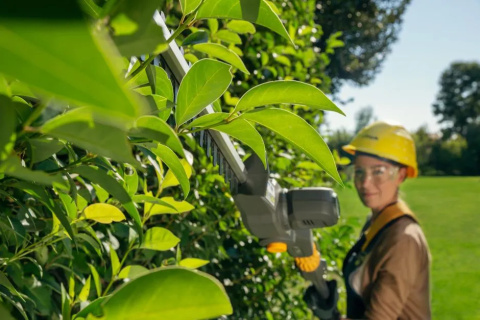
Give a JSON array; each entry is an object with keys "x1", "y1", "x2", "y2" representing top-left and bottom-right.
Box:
[{"x1": 363, "y1": 233, "x2": 423, "y2": 320}]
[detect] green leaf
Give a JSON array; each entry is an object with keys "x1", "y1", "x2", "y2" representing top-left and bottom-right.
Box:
[
  {"x1": 208, "y1": 19, "x2": 219, "y2": 34},
  {"x1": 84, "y1": 203, "x2": 126, "y2": 224},
  {"x1": 58, "y1": 192, "x2": 77, "y2": 220},
  {"x1": 131, "y1": 116, "x2": 185, "y2": 157},
  {"x1": 110, "y1": 0, "x2": 167, "y2": 56},
  {"x1": 180, "y1": 0, "x2": 203, "y2": 15},
  {"x1": 212, "y1": 118, "x2": 267, "y2": 167},
  {"x1": 93, "y1": 183, "x2": 109, "y2": 203},
  {"x1": 71, "y1": 166, "x2": 143, "y2": 233},
  {"x1": 0, "y1": 155, "x2": 68, "y2": 190},
  {"x1": 140, "y1": 227, "x2": 180, "y2": 251},
  {"x1": 147, "y1": 197, "x2": 195, "y2": 215},
  {"x1": 11, "y1": 181, "x2": 75, "y2": 238},
  {"x1": 179, "y1": 258, "x2": 209, "y2": 269},
  {"x1": 215, "y1": 30, "x2": 242, "y2": 44},
  {"x1": 0, "y1": 303, "x2": 15, "y2": 320},
  {"x1": 226, "y1": 20, "x2": 256, "y2": 34},
  {"x1": 175, "y1": 59, "x2": 232, "y2": 126},
  {"x1": 212, "y1": 99, "x2": 222, "y2": 112},
  {"x1": 0, "y1": 96, "x2": 17, "y2": 161},
  {"x1": 132, "y1": 194, "x2": 177, "y2": 211},
  {"x1": 118, "y1": 265, "x2": 149, "y2": 280},
  {"x1": 197, "y1": 0, "x2": 293, "y2": 45},
  {"x1": 152, "y1": 66, "x2": 174, "y2": 101},
  {"x1": 0, "y1": 271, "x2": 23, "y2": 301},
  {"x1": 73, "y1": 296, "x2": 106, "y2": 319},
  {"x1": 185, "y1": 112, "x2": 229, "y2": 129},
  {"x1": 42, "y1": 108, "x2": 137, "y2": 165},
  {"x1": 88, "y1": 264, "x2": 102, "y2": 297},
  {"x1": 0, "y1": 3, "x2": 144, "y2": 119},
  {"x1": 79, "y1": 0, "x2": 101, "y2": 18},
  {"x1": 234, "y1": 81, "x2": 344, "y2": 114},
  {"x1": 123, "y1": 164, "x2": 138, "y2": 196},
  {"x1": 193, "y1": 43, "x2": 249, "y2": 74},
  {"x1": 110, "y1": 245, "x2": 121, "y2": 276},
  {"x1": 28, "y1": 138, "x2": 65, "y2": 164},
  {"x1": 78, "y1": 276, "x2": 91, "y2": 302},
  {"x1": 242, "y1": 108, "x2": 342, "y2": 184},
  {"x1": 274, "y1": 55, "x2": 291, "y2": 67},
  {"x1": 150, "y1": 144, "x2": 190, "y2": 198},
  {"x1": 101, "y1": 267, "x2": 232, "y2": 319},
  {"x1": 182, "y1": 31, "x2": 209, "y2": 46},
  {"x1": 162, "y1": 159, "x2": 193, "y2": 189}
]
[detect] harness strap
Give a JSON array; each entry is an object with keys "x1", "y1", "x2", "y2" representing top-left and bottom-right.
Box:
[{"x1": 361, "y1": 200, "x2": 417, "y2": 252}]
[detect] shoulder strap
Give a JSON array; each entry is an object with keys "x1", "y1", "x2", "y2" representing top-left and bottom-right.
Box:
[{"x1": 361, "y1": 200, "x2": 417, "y2": 252}]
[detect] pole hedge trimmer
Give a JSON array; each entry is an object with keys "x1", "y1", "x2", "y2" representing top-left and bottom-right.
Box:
[{"x1": 157, "y1": 20, "x2": 340, "y2": 318}]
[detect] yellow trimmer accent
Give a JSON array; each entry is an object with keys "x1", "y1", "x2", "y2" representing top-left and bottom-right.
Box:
[{"x1": 295, "y1": 244, "x2": 321, "y2": 272}]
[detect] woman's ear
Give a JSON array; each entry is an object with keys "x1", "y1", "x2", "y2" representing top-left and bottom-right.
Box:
[{"x1": 398, "y1": 167, "x2": 407, "y2": 183}]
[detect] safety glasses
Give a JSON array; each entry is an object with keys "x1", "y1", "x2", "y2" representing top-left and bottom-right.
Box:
[{"x1": 354, "y1": 165, "x2": 399, "y2": 185}]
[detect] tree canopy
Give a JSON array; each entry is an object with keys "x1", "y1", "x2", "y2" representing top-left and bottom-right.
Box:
[
  {"x1": 314, "y1": 0, "x2": 412, "y2": 92},
  {"x1": 433, "y1": 61, "x2": 480, "y2": 137}
]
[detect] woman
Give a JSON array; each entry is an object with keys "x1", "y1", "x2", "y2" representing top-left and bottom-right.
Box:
[{"x1": 306, "y1": 121, "x2": 431, "y2": 319}]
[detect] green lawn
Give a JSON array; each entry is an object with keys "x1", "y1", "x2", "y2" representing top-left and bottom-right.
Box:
[{"x1": 335, "y1": 177, "x2": 480, "y2": 319}]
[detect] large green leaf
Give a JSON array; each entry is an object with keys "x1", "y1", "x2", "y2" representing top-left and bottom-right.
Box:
[
  {"x1": 180, "y1": 0, "x2": 203, "y2": 15},
  {"x1": 150, "y1": 144, "x2": 190, "y2": 198},
  {"x1": 175, "y1": 59, "x2": 232, "y2": 126},
  {"x1": 212, "y1": 118, "x2": 267, "y2": 167},
  {"x1": 28, "y1": 138, "x2": 65, "y2": 164},
  {"x1": 0, "y1": 95, "x2": 17, "y2": 161},
  {"x1": 234, "y1": 81, "x2": 344, "y2": 114},
  {"x1": 71, "y1": 166, "x2": 143, "y2": 233},
  {"x1": 193, "y1": 43, "x2": 249, "y2": 74},
  {"x1": 0, "y1": 155, "x2": 68, "y2": 190},
  {"x1": 197, "y1": 0, "x2": 293, "y2": 45},
  {"x1": 0, "y1": 2, "x2": 144, "y2": 118},
  {"x1": 101, "y1": 267, "x2": 232, "y2": 319},
  {"x1": 110, "y1": 0, "x2": 167, "y2": 56},
  {"x1": 140, "y1": 227, "x2": 180, "y2": 251},
  {"x1": 242, "y1": 108, "x2": 342, "y2": 184},
  {"x1": 42, "y1": 108, "x2": 137, "y2": 165},
  {"x1": 130, "y1": 116, "x2": 185, "y2": 157}
]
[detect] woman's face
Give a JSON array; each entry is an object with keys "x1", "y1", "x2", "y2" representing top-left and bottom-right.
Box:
[{"x1": 353, "y1": 154, "x2": 407, "y2": 213}]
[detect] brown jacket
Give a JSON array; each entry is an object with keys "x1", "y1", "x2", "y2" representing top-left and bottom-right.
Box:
[{"x1": 348, "y1": 203, "x2": 431, "y2": 319}]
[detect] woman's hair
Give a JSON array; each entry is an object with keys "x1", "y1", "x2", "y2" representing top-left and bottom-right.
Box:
[{"x1": 355, "y1": 151, "x2": 407, "y2": 170}]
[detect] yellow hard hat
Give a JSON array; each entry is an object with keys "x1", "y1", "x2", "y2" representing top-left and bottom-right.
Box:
[{"x1": 342, "y1": 121, "x2": 418, "y2": 178}]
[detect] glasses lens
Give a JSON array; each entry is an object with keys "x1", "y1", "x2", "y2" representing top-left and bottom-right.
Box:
[{"x1": 354, "y1": 166, "x2": 396, "y2": 184}]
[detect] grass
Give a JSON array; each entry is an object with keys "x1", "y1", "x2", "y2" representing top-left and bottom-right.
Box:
[{"x1": 334, "y1": 177, "x2": 480, "y2": 320}]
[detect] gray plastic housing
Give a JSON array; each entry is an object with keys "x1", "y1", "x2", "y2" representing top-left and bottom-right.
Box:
[{"x1": 287, "y1": 187, "x2": 340, "y2": 230}]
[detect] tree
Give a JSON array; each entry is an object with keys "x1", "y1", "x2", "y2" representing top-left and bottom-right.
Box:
[
  {"x1": 314, "y1": 0, "x2": 412, "y2": 92},
  {"x1": 433, "y1": 61, "x2": 480, "y2": 137},
  {"x1": 354, "y1": 105, "x2": 375, "y2": 134}
]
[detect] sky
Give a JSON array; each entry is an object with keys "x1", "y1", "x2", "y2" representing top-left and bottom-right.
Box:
[{"x1": 325, "y1": 0, "x2": 480, "y2": 134}]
